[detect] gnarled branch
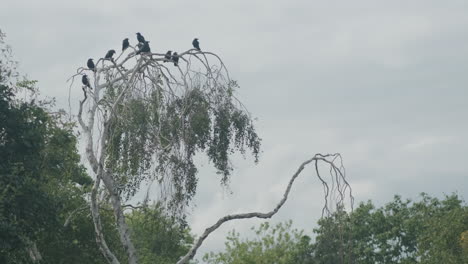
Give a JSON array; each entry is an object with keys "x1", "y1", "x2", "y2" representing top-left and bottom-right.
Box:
[{"x1": 177, "y1": 153, "x2": 353, "y2": 264}]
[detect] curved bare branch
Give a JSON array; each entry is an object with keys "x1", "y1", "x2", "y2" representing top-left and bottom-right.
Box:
[{"x1": 177, "y1": 153, "x2": 353, "y2": 264}]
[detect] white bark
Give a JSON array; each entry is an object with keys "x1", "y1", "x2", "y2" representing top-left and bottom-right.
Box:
[
  {"x1": 90, "y1": 173, "x2": 120, "y2": 264},
  {"x1": 78, "y1": 65, "x2": 140, "y2": 263},
  {"x1": 79, "y1": 89, "x2": 122, "y2": 264},
  {"x1": 26, "y1": 240, "x2": 42, "y2": 263}
]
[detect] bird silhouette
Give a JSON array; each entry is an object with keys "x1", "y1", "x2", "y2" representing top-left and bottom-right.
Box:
[
  {"x1": 136, "y1": 32, "x2": 146, "y2": 43},
  {"x1": 172, "y1": 52, "x2": 179, "y2": 66},
  {"x1": 122, "y1": 38, "x2": 129, "y2": 51},
  {"x1": 87, "y1": 58, "x2": 95, "y2": 72},
  {"x1": 105, "y1": 50, "x2": 116, "y2": 61},
  {"x1": 136, "y1": 41, "x2": 151, "y2": 54},
  {"x1": 82, "y1": 74, "x2": 91, "y2": 89},
  {"x1": 164, "y1": 50, "x2": 172, "y2": 62},
  {"x1": 192, "y1": 38, "x2": 201, "y2": 50}
]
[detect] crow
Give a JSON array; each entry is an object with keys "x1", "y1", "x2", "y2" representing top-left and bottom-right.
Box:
[
  {"x1": 105, "y1": 50, "x2": 116, "y2": 61},
  {"x1": 136, "y1": 41, "x2": 151, "y2": 54},
  {"x1": 164, "y1": 50, "x2": 172, "y2": 62},
  {"x1": 82, "y1": 74, "x2": 91, "y2": 89},
  {"x1": 172, "y1": 52, "x2": 179, "y2": 66},
  {"x1": 136, "y1": 32, "x2": 146, "y2": 43},
  {"x1": 87, "y1": 58, "x2": 95, "y2": 72},
  {"x1": 192, "y1": 38, "x2": 201, "y2": 50},
  {"x1": 122, "y1": 38, "x2": 129, "y2": 51}
]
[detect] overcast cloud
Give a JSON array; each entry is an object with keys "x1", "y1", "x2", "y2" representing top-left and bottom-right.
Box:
[{"x1": 2, "y1": 0, "x2": 468, "y2": 261}]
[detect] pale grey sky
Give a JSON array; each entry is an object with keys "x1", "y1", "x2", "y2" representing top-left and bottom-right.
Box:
[{"x1": 2, "y1": 0, "x2": 468, "y2": 261}]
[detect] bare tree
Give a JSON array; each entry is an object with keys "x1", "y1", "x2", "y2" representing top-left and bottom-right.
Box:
[{"x1": 70, "y1": 37, "x2": 352, "y2": 264}]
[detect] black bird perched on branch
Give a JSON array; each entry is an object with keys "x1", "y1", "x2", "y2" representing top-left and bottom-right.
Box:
[
  {"x1": 136, "y1": 41, "x2": 151, "y2": 54},
  {"x1": 172, "y1": 52, "x2": 179, "y2": 66},
  {"x1": 136, "y1": 32, "x2": 145, "y2": 43},
  {"x1": 164, "y1": 51, "x2": 172, "y2": 62},
  {"x1": 105, "y1": 50, "x2": 116, "y2": 61},
  {"x1": 82, "y1": 74, "x2": 91, "y2": 89},
  {"x1": 87, "y1": 58, "x2": 95, "y2": 72},
  {"x1": 122, "y1": 38, "x2": 129, "y2": 51},
  {"x1": 192, "y1": 38, "x2": 201, "y2": 51}
]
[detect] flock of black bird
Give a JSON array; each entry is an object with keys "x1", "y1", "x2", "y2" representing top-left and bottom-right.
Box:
[{"x1": 81, "y1": 33, "x2": 202, "y2": 90}]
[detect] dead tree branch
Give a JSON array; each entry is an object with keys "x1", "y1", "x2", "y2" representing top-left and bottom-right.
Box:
[{"x1": 177, "y1": 153, "x2": 353, "y2": 264}]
